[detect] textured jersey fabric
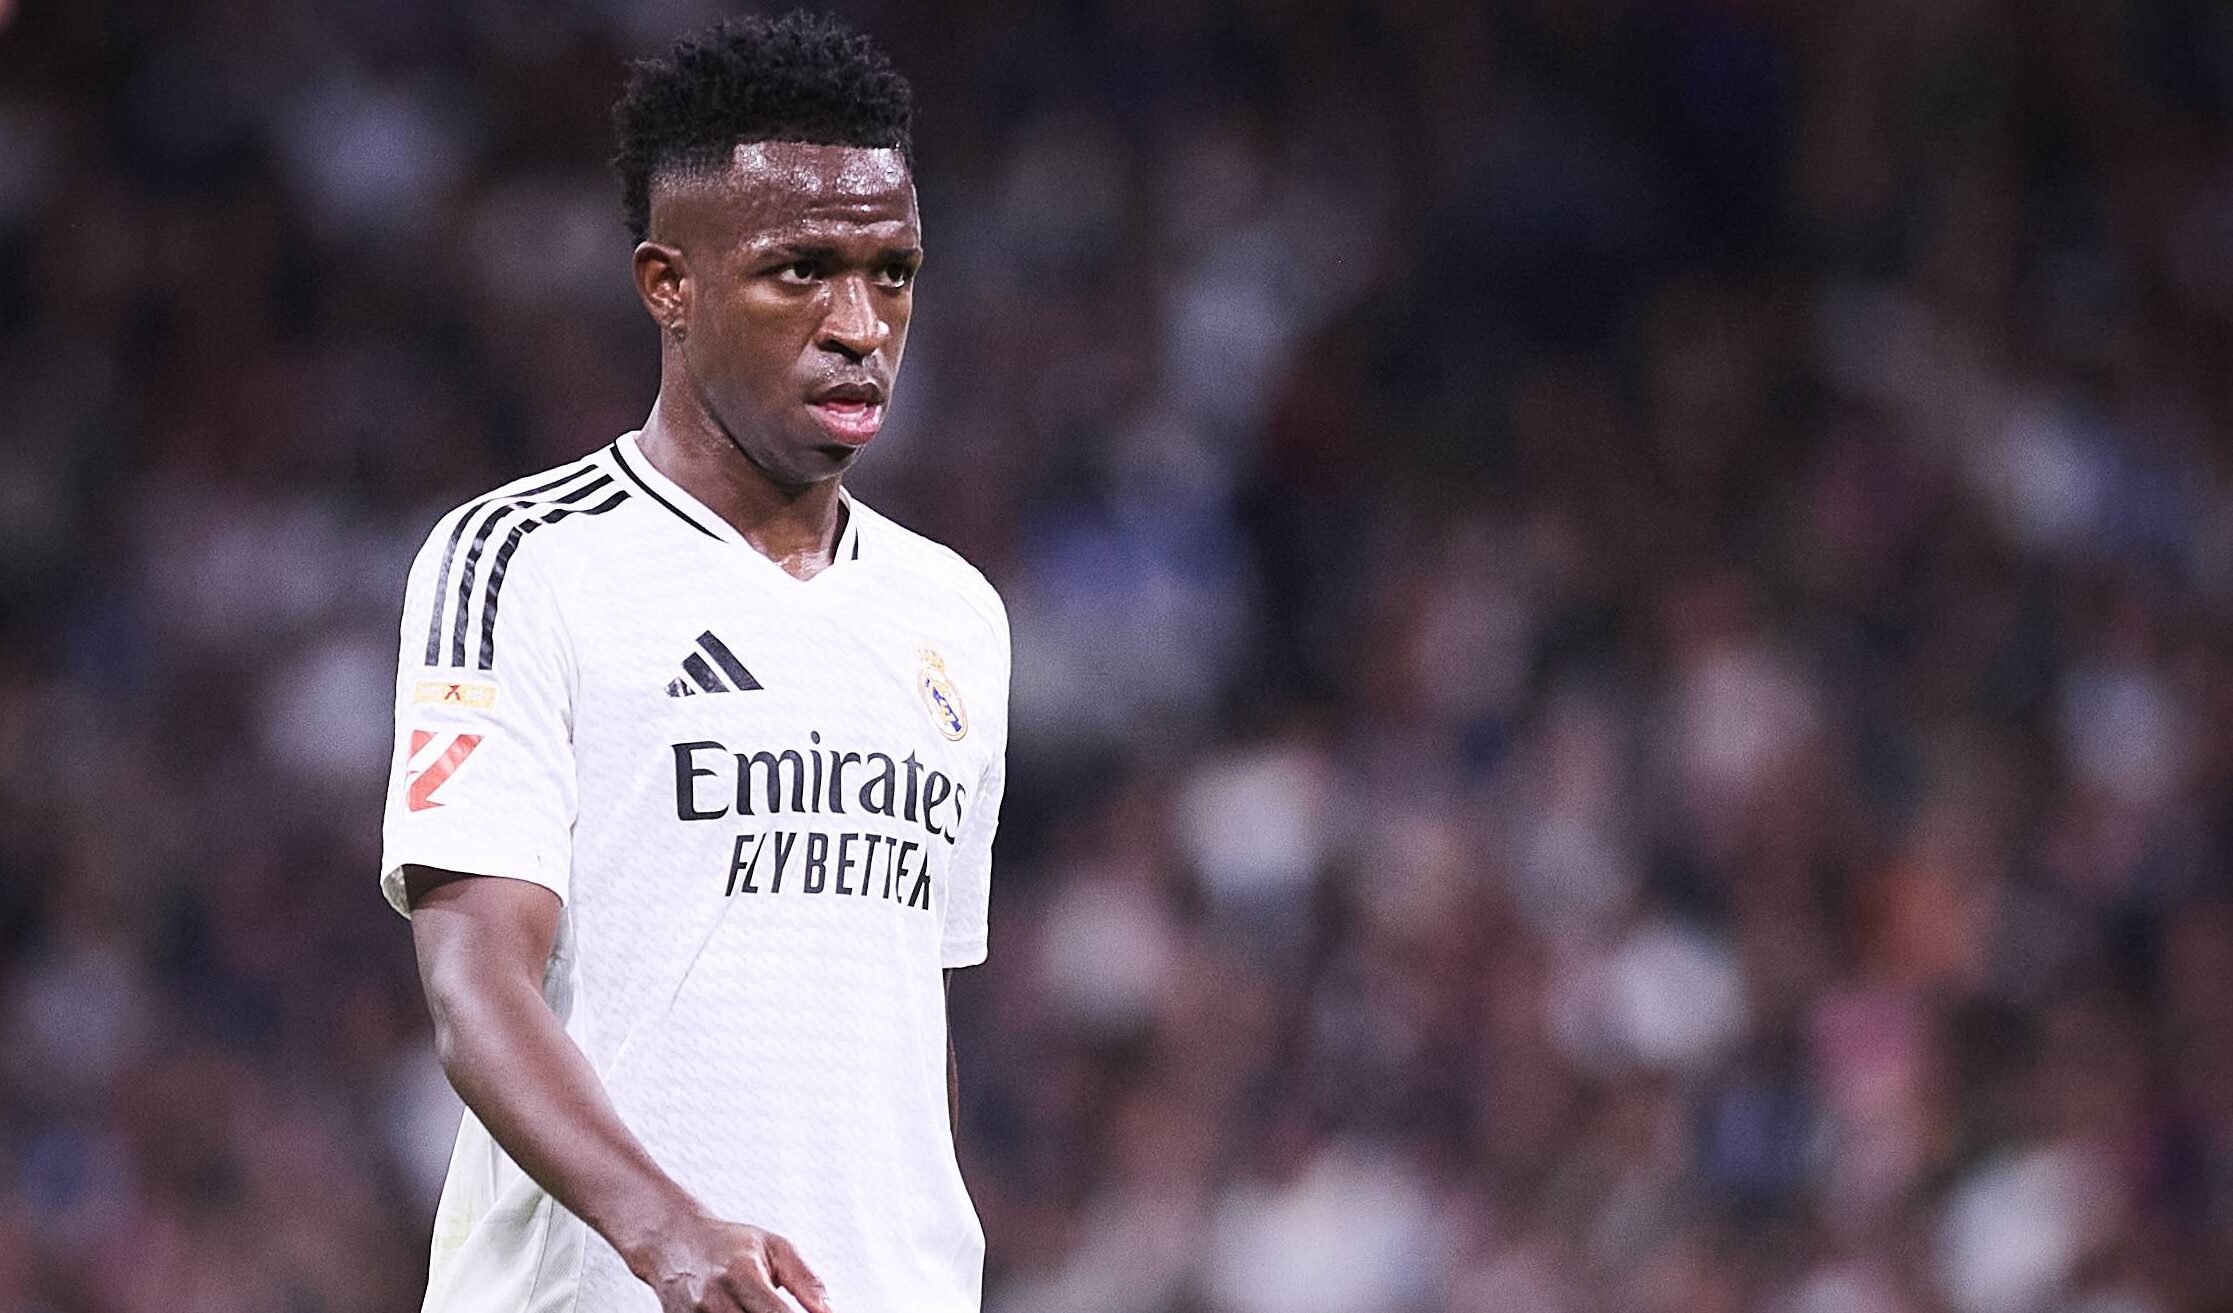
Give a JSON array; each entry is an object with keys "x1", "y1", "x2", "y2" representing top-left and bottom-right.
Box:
[{"x1": 380, "y1": 431, "x2": 1007, "y2": 1313}]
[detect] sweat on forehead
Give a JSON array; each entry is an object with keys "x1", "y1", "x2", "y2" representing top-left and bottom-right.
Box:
[
  {"x1": 652, "y1": 140, "x2": 908, "y2": 198},
  {"x1": 647, "y1": 144, "x2": 915, "y2": 248}
]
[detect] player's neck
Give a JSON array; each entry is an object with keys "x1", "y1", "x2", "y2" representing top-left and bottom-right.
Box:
[{"x1": 637, "y1": 401, "x2": 847, "y2": 581}]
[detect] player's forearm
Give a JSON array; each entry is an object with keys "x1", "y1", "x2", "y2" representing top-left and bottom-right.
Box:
[{"x1": 424, "y1": 963, "x2": 699, "y2": 1267}]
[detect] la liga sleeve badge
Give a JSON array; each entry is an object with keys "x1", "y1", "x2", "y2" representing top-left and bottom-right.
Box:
[{"x1": 917, "y1": 647, "x2": 969, "y2": 741}]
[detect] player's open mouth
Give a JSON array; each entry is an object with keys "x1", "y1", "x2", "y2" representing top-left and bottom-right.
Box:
[
  {"x1": 807, "y1": 378, "x2": 886, "y2": 446},
  {"x1": 809, "y1": 398, "x2": 884, "y2": 445}
]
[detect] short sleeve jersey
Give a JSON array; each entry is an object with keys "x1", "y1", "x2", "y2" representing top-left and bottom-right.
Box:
[{"x1": 380, "y1": 433, "x2": 1007, "y2": 1313}]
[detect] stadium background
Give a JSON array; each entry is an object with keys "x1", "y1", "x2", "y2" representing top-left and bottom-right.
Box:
[{"x1": 5, "y1": 1, "x2": 2233, "y2": 1310}]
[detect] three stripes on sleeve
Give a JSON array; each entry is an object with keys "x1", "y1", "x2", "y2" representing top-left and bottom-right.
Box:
[{"x1": 420, "y1": 459, "x2": 629, "y2": 672}]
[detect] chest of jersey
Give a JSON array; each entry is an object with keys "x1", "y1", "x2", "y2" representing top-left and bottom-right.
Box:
[{"x1": 558, "y1": 547, "x2": 995, "y2": 911}]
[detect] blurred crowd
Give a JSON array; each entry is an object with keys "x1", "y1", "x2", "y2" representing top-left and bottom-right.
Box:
[{"x1": 8, "y1": 0, "x2": 2233, "y2": 1310}]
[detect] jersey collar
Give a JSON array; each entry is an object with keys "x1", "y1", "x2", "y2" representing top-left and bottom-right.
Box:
[{"x1": 611, "y1": 430, "x2": 863, "y2": 578}]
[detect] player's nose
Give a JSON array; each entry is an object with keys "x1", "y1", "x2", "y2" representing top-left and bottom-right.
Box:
[{"x1": 816, "y1": 276, "x2": 889, "y2": 360}]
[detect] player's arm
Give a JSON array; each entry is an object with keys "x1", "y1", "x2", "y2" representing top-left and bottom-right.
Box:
[
  {"x1": 407, "y1": 866, "x2": 836, "y2": 1313},
  {"x1": 387, "y1": 515, "x2": 831, "y2": 1311}
]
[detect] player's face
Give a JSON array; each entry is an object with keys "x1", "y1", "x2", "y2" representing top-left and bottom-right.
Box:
[{"x1": 650, "y1": 142, "x2": 921, "y2": 487}]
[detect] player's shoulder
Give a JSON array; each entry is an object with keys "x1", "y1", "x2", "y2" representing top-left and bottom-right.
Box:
[
  {"x1": 411, "y1": 447, "x2": 638, "y2": 568},
  {"x1": 402, "y1": 449, "x2": 642, "y2": 671},
  {"x1": 850, "y1": 497, "x2": 1008, "y2": 643}
]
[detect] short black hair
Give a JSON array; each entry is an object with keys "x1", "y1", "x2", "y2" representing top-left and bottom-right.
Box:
[{"x1": 611, "y1": 10, "x2": 915, "y2": 243}]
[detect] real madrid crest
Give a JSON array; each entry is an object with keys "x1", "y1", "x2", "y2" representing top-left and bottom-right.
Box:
[{"x1": 917, "y1": 646, "x2": 968, "y2": 740}]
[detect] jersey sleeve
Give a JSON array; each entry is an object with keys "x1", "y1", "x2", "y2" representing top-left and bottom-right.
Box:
[
  {"x1": 379, "y1": 510, "x2": 578, "y2": 917},
  {"x1": 941, "y1": 591, "x2": 1010, "y2": 968}
]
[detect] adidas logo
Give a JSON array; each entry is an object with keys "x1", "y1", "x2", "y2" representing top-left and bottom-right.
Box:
[{"x1": 666, "y1": 631, "x2": 764, "y2": 697}]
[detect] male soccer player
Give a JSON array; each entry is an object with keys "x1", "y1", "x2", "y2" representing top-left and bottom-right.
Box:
[{"x1": 379, "y1": 15, "x2": 1006, "y2": 1313}]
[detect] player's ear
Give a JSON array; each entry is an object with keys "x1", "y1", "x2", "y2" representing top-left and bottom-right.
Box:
[{"x1": 632, "y1": 240, "x2": 690, "y2": 338}]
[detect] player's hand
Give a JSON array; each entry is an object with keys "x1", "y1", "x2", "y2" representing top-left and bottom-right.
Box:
[{"x1": 630, "y1": 1214, "x2": 835, "y2": 1313}]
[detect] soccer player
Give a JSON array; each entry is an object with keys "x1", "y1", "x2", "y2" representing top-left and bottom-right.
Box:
[{"x1": 379, "y1": 15, "x2": 1005, "y2": 1313}]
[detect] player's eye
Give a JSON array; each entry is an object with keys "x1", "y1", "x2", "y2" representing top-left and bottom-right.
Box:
[
  {"x1": 876, "y1": 262, "x2": 916, "y2": 289},
  {"x1": 775, "y1": 259, "x2": 823, "y2": 284}
]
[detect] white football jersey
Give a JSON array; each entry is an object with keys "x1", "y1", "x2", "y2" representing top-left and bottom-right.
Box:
[{"x1": 380, "y1": 432, "x2": 1007, "y2": 1313}]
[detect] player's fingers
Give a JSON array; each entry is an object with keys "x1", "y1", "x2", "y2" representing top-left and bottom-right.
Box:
[
  {"x1": 766, "y1": 1234, "x2": 837, "y2": 1313},
  {"x1": 714, "y1": 1268, "x2": 786, "y2": 1313},
  {"x1": 660, "y1": 1277, "x2": 745, "y2": 1313},
  {"x1": 691, "y1": 1287, "x2": 748, "y2": 1313},
  {"x1": 711, "y1": 1264, "x2": 788, "y2": 1313}
]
